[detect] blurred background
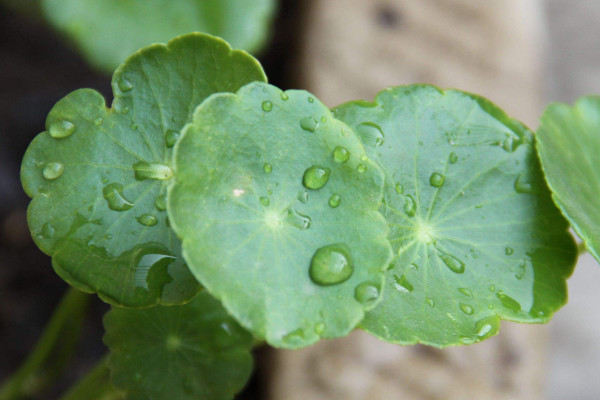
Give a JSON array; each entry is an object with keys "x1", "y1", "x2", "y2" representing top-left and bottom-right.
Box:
[{"x1": 1, "y1": 0, "x2": 599, "y2": 399}]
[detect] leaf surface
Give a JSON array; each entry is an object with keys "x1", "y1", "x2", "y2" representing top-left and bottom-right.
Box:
[
  {"x1": 104, "y1": 291, "x2": 254, "y2": 400},
  {"x1": 536, "y1": 96, "x2": 600, "y2": 264},
  {"x1": 41, "y1": 0, "x2": 276, "y2": 72},
  {"x1": 333, "y1": 85, "x2": 576, "y2": 346},
  {"x1": 169, "y1": 82, "x2": 393, "y2": 348},
  {"x1": 21, "y1": 33, "x2": 267, "y2": 307}
]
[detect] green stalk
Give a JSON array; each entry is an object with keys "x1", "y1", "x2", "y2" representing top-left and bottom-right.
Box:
[
  {"x1": 0, "y1": 287, "x2": 89, "y2": 400},
  {"x1": 58, "y1": 356, "x2": 124, "y2": 400}
]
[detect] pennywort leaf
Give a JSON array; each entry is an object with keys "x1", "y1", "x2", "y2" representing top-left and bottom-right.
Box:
[
  {"x1": 21, "y1": 33, "x2": 267, "y2": 307},
  {"x1": 536, "y1": 96, "x2": 600, "y2": 264},
  {"x1": 168, "y1": 82, "x2": 393, "y2": 349},
  {"x1": 41, "y1": 0, "x2": 276, "y2": 72},
  {"x1": 104, "y1": 291, "x2": 254, "y2": 400},
  {"x1": 333, "y1": 85, "x2": 576, "y2": 347}
]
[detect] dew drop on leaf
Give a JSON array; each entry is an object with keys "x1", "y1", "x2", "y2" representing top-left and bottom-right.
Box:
[
  {"x1": 155, "y1": 194, "x2": 167, "y2": 211},
  {"x1": 259, "y1": 196, "x2": 270, "y2": 207},
  {"x1": 393, "y1": 274, "x2": 413, "y2": 293},
  {"x1": 395, "y1": 183, "x2": 403, "y2": 194},
  {"x1": 261, "y1": 100, "x2": 273, "y2": 112},
  {"x1": 263, "y1": 163, "x2": 273, "y2": 173},
  {"x1": 357, "y1": 164, "x2": 367, "y2": 173},
  {"x1": 94, "y1": 117, "x2": 104, "y2": 126},
  {"x1": 314, "y1": 322, "x2": 326, "y2": 335},
  {"x1": 429, "y1": 172, "x2": 445, "y2": 187},
  {"x1": 356, "y1": 122, "x2": 385, "y2": 147},
  {"x1": 48, "y1": 120, "x2": 75, "y2": 139},
  {"x1": 302, "y1": 166, "x2": 330, "y2": 190},
  {"x1": 165, "y1": 130, "x2": 179, "y2": 148},
  {"x1": 496, "y1": 291, "x2": 522, "y2": 312},
  {"x1": 309, "y1": 244, "x2": 353, "y2": 286},
  {"x1": 475, "y1": 316, "x2": 496, "y2": 339},
  {"x1": 285, "y1": 208, "x2": 311, "y2": 230},
  {"x1": 118, "y1": 76, "x2": 134, "y2": 93},
  {"x1": 425, "y1": 297, "x2": 435, "y2": 307},
  {"x1": 103, "y1": 182, "x2": 135, "y2": 211},
  {"x1": 458, "y1": 288, "x2": 473, "y2": 297},
  {"x1": 280, "y1": 92, "x2": 289, "y2": 101},
  {"x1": 514, "y1": 173, "x2": 534, "y2": 194},
  {"x1": 130, "y1": 122, "x2": 138, "y2": 131},
  {"x1": 449, "y1": 152, "x2": 458, "y2": 164},
  {"x1": 297, "y1": 190, "x2": 309, "y2": 204},
  {"x1": 137, "y1": 214, "x2": 158, "y2": 227},
  {"x1": 307, "y1": 97, "x2": 314, "y2": 103},
  {"x1": 329, "y1": 194, "x2": 341, "y2": 208},
  {"x1": 403, "y1": 195, "x2": 416, "y2": 217},
  {"x1": 505, "y1": 247, "x2": 514, "y2": 255},
  {"x1": 42, "y1": 161, "x2": 64, "y2": 180},
  {"x1": 133, "y1": 245, "x2": 176, "y2": 290},
  {"x1": 133, "y1": 162, "x2": 174, "y2": 181},
  {"x1": 354, "y1": 282, "x2": 380, "y2": 306},
  {"x1": 459, "y1": 303, "x2": 475, "y2": 315},
  {"x1": 300, "y1": 116, "x2": 318, "y2": 132},
  {"x1": 434, "y1": 245, "x2": 465, "y2": 273},
  {"x1": 333, "y1": 146, "x2": 350, "y2": 163},
  {"x1": 283, "y1": 328, "x2": 305, "y2": 345},
  {"x1": 41, "y1": 222, "x2": 55, "y2": 239}
]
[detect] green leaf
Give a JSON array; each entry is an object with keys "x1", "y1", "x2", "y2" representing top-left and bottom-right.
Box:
[
  {"x1": 21, "y1": 33, "x2": 267, "y2": 307},
  {"x1": 103, "y1": 291, "x2": 254, "y2": 400},
  {"x1": 537, "y1": 96, "x2": 600, "y2": 264},
  {"x1": 333, "y1": 85, "x2": 576, "y2": 347},
  {"x1": 41, "y1": 0, "x2": 276, "y2": 72},
  {"x1": 168, "y1": 82, "x2": 393, "y2": 349}
]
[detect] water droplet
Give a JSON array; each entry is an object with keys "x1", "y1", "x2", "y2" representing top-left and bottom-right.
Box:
[
  {"x1": 114, "y1": 99, "x2": 129, "y2": 114},
  {"x1": 403, "y1": 195, "x2": 416, "y2": 217},
  {"x1": 280, "y1": 92, "x2": 289, "y2": 101},
  {"x1": 357, "y1": 164, "x2": 367, "y2": 173},
  {"x1": 320, "y1": 116, "x2": 327, "y2": 123},
  {"x1": 307, "y1": 97, "x2": 314, "y2": 103},
  {"x1": 165, "y1": 130, "x2": 179, "y2": 148},
  {"x1": 297, "y1": 190, "x2": 309, "y2": 203},
  {"x1": 48, "y1": 120, "x2": 75, "y2": 139},
  {"x1": 260, "y1": 196, "x2": 270, "y2": 206},
  {"x1": 505, "y1": 247, "x2": 514, "y2": 255},
  {"x1": 459, "y1": 303, "x2": 475, "y2": 315},
  {"x1": 393, "y1": 274, "x2": 413, "y2": 293},
  {"x1": 300, "y1": 117, "x2": 318, "y2": 132},
  {"x1": 285, "y1": 208, "x2": 311, "y2": 230},
  {"x1": 118, "y1": 76, "x2": 134, "y2": 92},
  {"x1": 133, "y1": 162, "x2": 173, "y2": 180},
  {"x1": 434, "y1": 245, "x2": 465, "y2": 273},
  {"x1": 283, "y1": 328, "x2": 305, "y2": 344},
  {"x1": 475, "y1": 316, "x2": 497, "y2": 339},
  {"x1": 502, "y1": 134, "x2": 520, "y2": 152},
  {"x1": 458, "y1": 288, "x2": 473, "y2": 297},
  {"x1": 356, "y1": 122, "x2": 384, "y2": 147},
  {"x1": 425, "y1": 297, "x2": 435, "y2": 307},
  {"x1": 429, "y1": 172, "x2": 445, "y2": 187},
  {"x1": 130, "y1": 122, "x2": 138, "y2": 130},
  {"x1": 263, "y1": 163, "x2": 273, "y2": 173},
  {"x1": 41, "y1": 222, "x2": 55, "y2": 239},
  {"x1": 489, "y1": 284, "x2": 496, "y2": 292},
  {"x1": 42, "y1": 162, "x2": 64, "y2": 180},
  {"x1": 137, "y1": 214, "x2": 158, "y2": 226},
  {"x1": 329, "y1": 194, "x2": 341, "y2": 208},
  {"x1": 333, "y1": 146, "x2": 350, "y2": 163},
  {"x1": 302, "y1": 166, "x2": 330, "y2": 189},
  {"x1": 449, "y1": 152, "x2": 458, "y2": 164},
  {"x1": 102, "y1": 183, "x2": 135, "y2": 211},
  {"x1": 154, "y1": 195, "x2": 167, "y2": 211},
  {"x1": 395, "y1": 183, "x2": 404, "y2": 194},
  {"x1": 133, "y1": 245, "x2": 176, "y2": 289},
  {"x1": 354, "y1": 282, "x2": 380, "y2": 305},
  {"x1": 262, "y1": 100, "x2": 273, "y2": 112},
  {"x1": 514, "y1": 173, "x2": 534, "y2": 194},
  {"x1": 309, "y1": 244, "x2": 353, "y2": 286},
  {"x1": 496, "y1": 291, "x2": 522, "y2": 312},
  {"x1": 314, "y1": 322, "x2": 326, "y2": 335},
  {"x1": 94, "y1": 117, "x2": 103, "y2": 126}
]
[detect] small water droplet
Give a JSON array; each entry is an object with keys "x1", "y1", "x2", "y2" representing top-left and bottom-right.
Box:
[
  {"x1": 302, "y1": 166, "x2": 330, "y2": 189},
  {"x1": 137, "y1": 214, "x2": 158, "y2": 226},
  {"x1": 459, "y1": 303, "x2": 475, "y2": 315},
  {"x1": 155, "y1": 194, "x2": 167, "y2": 211},
  {"x1": 434, "y1": 245, "x2": 465, "y2": 273},
  {"x1": 320, "y1": 116, "x2": 327, "y2": 123},
  {"x1": 458, "y1": 288, "x2": 473, "y2": 297},
  {"x1": 314, "y1": 322, "x2": 326, "y2": 335},
  {"x1": 285, "y1": 208, "x2": 311, "y2": 229},
  {"x1": 94, "y1": 117, "x2": 103, "y2": 126},
  {"x1": 425, "y1": 297, "x2": 435, "y2": 307},
  {"x1": 357, "y1": 164, "x2": 367, "y2": 173},
  {"x1": 354, "y1": 282, "x2": 380, "y2": 307},
  {"x1": 41, "y1": 222, "x2": 55, "y2": 239},
  {"x1": 356, "y1": 122, "x2": 384, "y2": 147},
  {"x1": 403, "y1": 195, "x2": 416, "y2": 217},
  {"x1": 114, "y1": 99, "x2": 129, "y2": 114},
  {"x1": 514, "y1": 173, "x2": 534, "y2": 194},
  {"x1": 393, "y1": 274, "x2": 413, "y2": 294},
  {"x1": 165, "y1": 130, "x2": 179, "y2": 148},
  {"x1": 333, "y1": 146, "x2": 350, "y2": 163},
  {"x1": 118, "y1": 76, "x2": 134, "y2": 92},
  {"x1": 449, "y1": 152, "x2": 458, "y2": 164},
  {"x1": 429, "y1": 172, "x2": 445, "y2": 187},
  {"x1": 134, "y1": 162, "x2": 173, "y2": 180},
  {"x1": 297, "y1": 190, "x2": 309, "y2": 203},
  {"x1": 263, "y1": 163, "x2": 273, "y2": 173},
  {"x1": 505, "y1": 247, "x2": 514, "y2": 255},
  {"x1": 300, "y1": 117, "x2": 318, "y2": 132},
  {"x1": 283, "y1": 328, "x2": 305, "y2": 344},
  {"x1": 395, "y1": 183, "x2": 404, "y2": 194},
  {"x1": 102, "y1": 183, "x2": 135, "y2": 211},
  {"x1": 329, "y1": 194, "x2": 341, "y2": 208},
  {"x1": 496, "y1": 290, "x2": 522, "y2": 312},
  {"x1": 310, "y1": 244, "x2": 353, "y2": 286},
  {"x1": 260, "y1": 196, "x2": 270, "y2": 206},
  {"x1": 489, "y1": 284, "x2": 496, "y2": 292},
  {"x1": 262, "y1": 100, "x2": 273, "y2": 112},
  {"x1": 42, "y1": 162, "x2": 64, "y2": 180},
  {"x1": 130, "y1": 122, "x2": 138, "y2": 130},
  {"x1": 502, "y1": 134, "x2": 520, "y2": 152},
  {"x1": 307, "y1": 97, "x2": 314, "y2": 103},
  {"x1": 48, "y1": 120, "x2": 75, "y2": 138},
  {"x1": 280, "y1": 92, "x2": 289, "y2": 101}
]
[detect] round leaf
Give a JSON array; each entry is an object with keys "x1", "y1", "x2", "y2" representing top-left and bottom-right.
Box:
[
  {"x1": 21, "y1": 33, "x2": 267, "y2": 307},
  {"x1": 41, "y1": 0, "x2": 276, "y2": 72},
  {"x1": 168, "y1": 82, "x2": 393, "y2": 349},
  {"x1": 333, "y1": 85, "x2": 577, "y2": 347},
  {"x1": 104, "y1": 291, "x2": 254, "y2": 400},
  {"x1": 536, "y1": 96, "x2": 600, "y2": 264}
]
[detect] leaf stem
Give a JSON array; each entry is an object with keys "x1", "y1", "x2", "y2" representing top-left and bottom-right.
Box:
[
  {"x1": 0, "y1": 287, "x2": 89, "y2": 400},
  {"x1": 57, "y1": 355, "x2": 123, "y2": 400}
]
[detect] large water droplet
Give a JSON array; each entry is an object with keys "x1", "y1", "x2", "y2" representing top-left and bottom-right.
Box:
[
  {"x1": 435, "y1": 245, "x2": 465, "y2": 273},
  {"x1": 356, "y1": 122, "x2": 384, "y2": 147},
  {"x1": 302, "y1": 166, "x2": 330, "y2": 189},
  {"x1": 354, "y1": 282, "x2": 380, "y2": 305},
  {"x1": 118, "y1": 76, "x2": 134, "y2": 92},
  {"x1": 514, "y1": 173, "x2": 534, "y2": 194},
  {"x1": 475, "y1": 316, "x2": 497, "y2": 339},
  {"x1": 103, "y1": 183, "x2": 135, "y2": 211},
  {"x1": 333, "y1": 146, "x2": 350, "y2": 163},
  {"x1": 137, "y1": 214, "x2": 158, "y2": 226},
  {"x1": 403, "y1": 195, "x2": 416, "y2": 217},
  {"x1": 429, "y1": 172, "x2": 445, "y2": 187},
  {"x1": 262, "y1": 100, "x2": 273, "y2": 112},
  {"x1": 300, "y1": 117, "x2": 318, "y2": 132},
  {"x1": 309, "y1": 244, "x2": 353, "y2": 286},
  {"x1": 155, "y1": 194, "x2": 167, "y2": 211},
  {"x1": 133, "y1": 162, "x2": 173, "y2": 180},
  {"x1": 43, "y1": 162, "x2": 64, "y2": 180},
  {"x1": 133, "y1": 245, "x2": 176, "y2": 289},
  {"x1": 285, "y1": 208, "x2": 311, "y2": 230},
  {"x1": 329, "y1": 194, "x2": 341, "y2": 208},
  {"x1": 459, "y1": 303, "x2": 475, "y2": 315},
  {"x1": 165, "y1": 130, "x2": 179, "y2": 148},
  {"x1": 393, "y1": 274, "x2": 413, "y2": 293},
  {"x1": 49, "y1": 120, "x2": 75, "y2": 139}
]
